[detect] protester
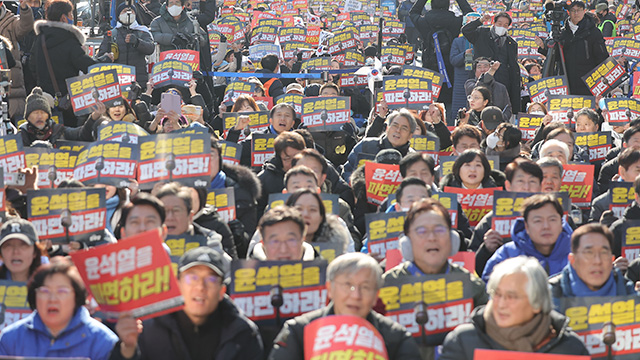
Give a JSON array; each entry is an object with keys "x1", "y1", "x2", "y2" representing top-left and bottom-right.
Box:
[
  {"x1": 0, "y1": 257, "x2": 142, "y2": 360},
  {"x1": 440, "y1": 256, "x2": 589, "y2": 359},
  {"x1": 610, "y1": 175, "x2": 640, "y2": 257},
  {"x1": 0, "y1": 218, "x2": 46, "y2": 282},
  {"x1": 451, "y1": 124, "x2": 483, "y2": 155},
  {"x1": 485, "y1": 122, "x2": 522, "y2": 170},
  {"x1": 590, "y1": 148, "x2": 640, "y2": 223},
  {"x1": 450, "y1": 13, "x2": 480, "y2": 123},
  {"x1": 462, "y1": 12, "x2": 520, "y2": 113},
  {"x1": 549, "y1": 224, "x2": 635, "y2": 309},
  {"x1": 482, "y1": 194, "x2": 573, "y2": 282},
  {"x1": 439, "y1": 149, "x2": 502, "y2": 189},
  {"x1": 269, "y1": 252, "x2": 422, "y2": 359},
  {"x1": 137, "y1": 247, "x2": 263, "y2": 360},
  {"x1": 118, "y1": 192, "x2": 168, "y2": 240},
  {"x1": 247, "y1": 206, "x2": 316, "y2": 260},
  {"x1": 455, "y1": 86, "x2": 491, "y2": 127},
  {"x1": 464, "y1": 58, "x2": 512, "y2": 121}
]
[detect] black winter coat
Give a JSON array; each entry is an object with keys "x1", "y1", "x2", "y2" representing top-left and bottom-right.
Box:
[
  {"x1": 19, "y1": 116, "x2": 98, "y2": 147},
  {"x1": 97, "y1": 26, "x2": 155, "y2": 85},
  {"x1": 194, "y1": 205, "x2": 239, "y2": 259},
  {"x1": 138, "y1": 297, "x2": 263, "y2": 360},
  {"x1": 439, "y1": 306, "x2": 589, "y2": 360},
  {"x1": 610, "y1": 200, "x2": 640, "y2": 257},
  {"x1": 462, "y1": 19, "x2": 521, "y2": 113},
  {"x1": 557, "y1": 15, "x2": 609, "y2": 95},
  {"x1": 223, "y1": 162, "x2": 262, "y2": 236},
  {"x1": 30, "y1": 20, "x2": 103, "y2": 96},
  {"x1": 256, "y1": 155, "x2": 286, "y2": 216}
]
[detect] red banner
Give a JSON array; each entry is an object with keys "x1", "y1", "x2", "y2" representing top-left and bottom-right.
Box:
[
  {"x1": 70, "y1": 229, "x2": 183, "y2": 320},
  {"x1": 159, "y1": 50, "x2": 200, "y2": 72},
  {"x1": 561, "y1": 164, "x2": 594, "y2": 208},
  {"x1": 475, "y1": 349, "x2": 589, "y2": 360},
  {"x1": 365, "y1": 163, "x2": 403, "y2": 205},
  {"x1": 443, "y1": 187, "x2": 500, "y2": 227},
  {"x1": 303, "y1": 315, "x2": 389, "y2": 360}
]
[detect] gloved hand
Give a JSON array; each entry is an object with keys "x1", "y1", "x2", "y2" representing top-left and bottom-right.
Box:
[{"x1": 171, "y1": 32, "x2": 190, "y2": 49}]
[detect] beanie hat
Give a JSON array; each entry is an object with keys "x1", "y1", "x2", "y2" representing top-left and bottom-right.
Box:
[
  {"x1": 375, "y1": 148, "x2": 403, "y2": 164},
  {"x1": 117, "y1": 2, "x2": 135, "y2": 16},
  {"x1": 24, "y1": 87, "x2": 52, "y2": 120}
]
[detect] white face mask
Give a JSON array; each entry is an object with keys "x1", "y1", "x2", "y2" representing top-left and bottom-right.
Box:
[
  {"x1": 530, "y1": 110, "x2": 545, "y2": 116},
  {"x1": 493, "y1": 25, "x2": 508, "y2": 36},
  {"x1": 486, "y1": 132, "x2": 500, "y2": 149},
  {"x1": 168, "y1": 5, "x2": 183, "y2": 16},
  {"x1": 119, "y1": 11, "x2": 135, "y2": 25}
]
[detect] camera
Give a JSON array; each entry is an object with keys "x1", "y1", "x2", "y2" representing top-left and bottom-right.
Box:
[{"x1": 544, "y1": 0, "x2": 570, "y2": 25}]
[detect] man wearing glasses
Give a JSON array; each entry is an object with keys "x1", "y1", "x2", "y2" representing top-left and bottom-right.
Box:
[
  {"x1": 534, "y1": 0, "x2": 609, "y2": 95},
  {"x1": 137, "y1": 247, "x2": 264, "y2": 359},
  {"x1": 548, "y1": 224, "x2": 635, "y2": 310},
  {"x1": 463, "y1": 57, "x2": 512, "y2": 121}
]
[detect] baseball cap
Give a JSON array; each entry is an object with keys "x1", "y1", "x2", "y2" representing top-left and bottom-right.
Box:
[
  {"x1": 0, "y1": 218, "x2": 38, "y2": 247},
  {"x1": 569, "y1": 0, "x2": 585, "y2": 9},
  {"x1": 178, "y1": 247, "x2": 225, "y2": 277},
  {"x1": 481, "y1": 106, "x2": 504, "y2": 130},
  {"x1": 286, "y1": 83, "x2": 304, "y2": 94}
]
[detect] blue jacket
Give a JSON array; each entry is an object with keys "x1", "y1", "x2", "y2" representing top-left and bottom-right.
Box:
[
  {"x1": 482, "y1": 218, "x2": 573, "y2": 283},
  {"x1": 449, "y1": 36, "x2": 473, "y2": 122},
  {"x1": 0, "y1": 306, "x2": 119, "y2": 360}
]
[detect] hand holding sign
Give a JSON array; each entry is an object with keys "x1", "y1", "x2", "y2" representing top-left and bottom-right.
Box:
[{"x1": 116, "y1": 314, "x2": 143, "y2": 358}]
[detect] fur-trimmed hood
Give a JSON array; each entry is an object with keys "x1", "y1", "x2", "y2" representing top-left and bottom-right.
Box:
[
  {"x1": 223, "y1": 162, "x2": 261, "y2": 202},
  {"x1": 34, "y1": 19, "x2": 85, "y2": 45},
  {"x1": 0, "y1": 35, "x2": 12, "y2": 51},
  {"x1": 313, "y1": 215, "x2": 351, "y2": 253}
]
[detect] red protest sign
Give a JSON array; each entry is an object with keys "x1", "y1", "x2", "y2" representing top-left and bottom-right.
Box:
[
  {"x1": 443, "y1": 187, "x2": 501, "y2": 227},
  {"x1": 449, "y1": 252, "x2": 475, "y2": 274},
  {"x1": 365, "y1": 163, "x2": 403, "y2": 205},
  {"x1": 70, "y1": 229, "x2": 183, "y2": 320},
  {"x1": 561, "y1": 164, "x2": 594, "y2": 208},
  {"x1": 159, "y1": 50, "x2": 200, "y2": 72},
  {"x1": 475, "y1": 349, "x2": 589, "y2": 360},
  {"x1": 303, "y1": 315, "x2": 389, "y2": 360}
]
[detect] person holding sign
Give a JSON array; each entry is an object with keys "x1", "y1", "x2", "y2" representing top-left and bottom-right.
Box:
[
  {"x1": 463, "y1": 58, "x2": 512, "y2": 122},
  {"x1": 0, "y1": 257, "x2": 142, "y2": 360},
  {"x1": 440, "y1": 256, "x2": 589, "y2": 359},
  {"x1": 269, "y1": 252, "x2": 421, "y2": 359},
  {"x1": 549, "y1": 224, "x2": 635, "y2": 310},
  {"x1": 451, "y1": 124, "x2": 483, "y2": 156},
  {"x1": 610, "y1": 176, "x2": 640, "y2": 258},
  {"x1": 0, "y1": 218, "x2": 45, "y2": 282},
  {"x1": 482, "y1": 194, "x2": 573, "y2": 282},
  {"x1": 439, "y1": 149, "x2": 503, "y2": 189},
  {"x1": 342, "y1": 109, "x2": 417, "y2": 182},
  {"x1": 248, "y1": 206, "x2": 317, "y2": 261},
  {"x1": 590, "y1": 148, "x2": 640, "y2": 223},
  {"x1": 137, "y1": 247, "x2": 263, "y2": 360},
  {"x1": 19, "y1": 87, "x2": 106, "y2": 147}
]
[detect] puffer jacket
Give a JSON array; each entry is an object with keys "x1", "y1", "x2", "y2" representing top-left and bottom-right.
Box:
[
  {"x1": 482, "y1": 218, "x2": 573, "y2": 282},
  {"x1": 439, "y1": 306, "x2": 589, "y2": 360},
  {"x1": 0, "y1": 3, "x2": 33, "y2": 118},
  {"x1": 0, "y1": 307, "x2": 126, "y2": 360},
  {"x1": 268, "y1": 304, "x2": 422, "y2": 360},
  {"x1": 97, "y1": 25, "x2": 155, "y2": 86},
  {"x1": 222, "y1": 163, "x2": 262, "y2": 236},
  {"x1": 257, "y1": 155, "x2": 287, "y2": 216},
  {"x1": 438, "y1": 169, "x2": 505, "y2": 189}
]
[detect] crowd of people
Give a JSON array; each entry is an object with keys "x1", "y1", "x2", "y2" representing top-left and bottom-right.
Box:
[{"x1": 1, "y1": 0, "x2": 640, "y2": 357}]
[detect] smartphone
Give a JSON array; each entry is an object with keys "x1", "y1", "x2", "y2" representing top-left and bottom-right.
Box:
[
  {"x1": 4, "y1": 172, "x2": 25, "y2": 186},
  {"x1": 161, "y1": 93, "x2": 182, "y2": 114}
]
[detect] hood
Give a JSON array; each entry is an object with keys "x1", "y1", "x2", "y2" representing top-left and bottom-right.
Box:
[
  {"x1": 223, "y1": 162, "x2": 261, "y2": 201},
  {"x1": 261, "y1": 155, "x2": 285, "y2": 174},
  {"x1": 314, "y1": 215, "x2": 351, "y2": 253},
  {"x1": 34, "y1": 20, "x2": 85, "y2": 46},
  {"x1": 510, "y1": 217, "x2": 572, "y2": 263},
  {"x1": 623, "y1": 200, "x2": 640, "y2": 220}
]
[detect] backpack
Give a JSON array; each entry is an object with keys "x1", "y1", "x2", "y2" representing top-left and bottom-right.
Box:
[{"x1": 422, "y1": 27, "x2": 453, "y2": 71}]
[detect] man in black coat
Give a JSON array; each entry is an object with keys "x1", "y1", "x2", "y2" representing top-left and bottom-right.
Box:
[
  {"x1": 535, "y1": 1, "x2": 608, "y2": 95},
  {"x1": 462, "y1": 12, "x2": 520, "y2": 114},
  {"x1": 410, "y1": 0, "x2": 472, "y2": 117}
]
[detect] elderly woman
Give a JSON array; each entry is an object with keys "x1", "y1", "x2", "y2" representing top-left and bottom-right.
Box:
[
  {"x1": 440, "y1": 256, "x2": 589, "y2": 359},
  {"x1": 384, "y1": 198, "x2": 488, "y2": 360},
  {"x1": 0, "y1": 257, "x2": 141, "y2": 359},
  {"x1": 269, "y1": 252, "x2": 421, "y2": 360}
]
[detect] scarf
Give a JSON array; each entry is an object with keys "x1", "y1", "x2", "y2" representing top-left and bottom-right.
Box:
[
  {"x1": 484, "y1": 301, "x2": 552, "y2": 352},
  {"x1": 568, "y1": 264, "x2": 616, "y2": 297},
  {"x1": 209, "y1": 170, "x2": 227, "y2": 189},
  {"x1": 115, "y1": 20, "x2": 152, "y2": 35},
  {"x1": 568, "y1": 21, "x2": 579, "y2": 34},
  {"x1": 490, "y1": 26, "x2": 507, "y2": 47}
]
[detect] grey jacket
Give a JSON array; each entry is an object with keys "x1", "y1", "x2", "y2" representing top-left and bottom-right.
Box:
[{"x1": 440, "y1": 306, "x2": 589, "y2": 360}]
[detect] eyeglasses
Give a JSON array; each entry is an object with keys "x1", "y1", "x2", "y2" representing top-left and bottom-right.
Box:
[
  {"x1": 333, "y1": 281, "x2": 376, "y2": 296},
  {"x1": 467, "y1": 95, "x2": 484, "y2": 102},
  {"x1": 264, "y1": 238, "x2": 301, "y2": 249},
  {"x1": 489, "y1": 289, "x2": 523, "y2": 303},
  {"x1": 36, "y1": 286, "x2": 73, "y2": 299},
  {"x1": 165, "y1": 207, "x2": 187, "y2": 216},
  {"x1": 389, "y1": 122, "x2": 411, "y2": 133},
  {"x1": 411, "y1": 225, "x2": 449, "y2": 237},
  {"x1": 577, "y1": 248, "x2": 612, "y2": 261},
  {"x1": 182, "y1": 273, "x2": 221, "y2": 287}
]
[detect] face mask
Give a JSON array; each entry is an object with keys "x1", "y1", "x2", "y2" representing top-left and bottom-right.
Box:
[
  {"x1": 119, "y1": 11, "x2": 135, "y2": 25},
  {"x1": 168, "y1": 5, "x2": 183, "y2": 16},
  {"x1": 67, "y1": 16, "x2": 73, "y2": 24},
  {"x1": 531, "y1": 110, "x2": 545, "y2": 116},
  {"x1": 493, "y1": 25, "x2": 508, "y2": 36},
  {"x1": 487, "y1": 132, "x2": 500, "y2": 149},
  {"x1": 598, "y1": 97, "x2": 607, "y2": 110}
]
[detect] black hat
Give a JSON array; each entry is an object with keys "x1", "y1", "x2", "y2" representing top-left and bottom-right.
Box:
[
  {"x1": 117, "y1": 2, "x2": 135, "y2": 16},
  {"x1": 24, "y1": 87, "x2": 52, "y2": 120},
  {"x1": 481, "y1": 106, "x2": 504, "y2": 130},
  {"x1": 569, "y1": 0, "x2": 585, "y2": 9},
  {"x1": 375, "y1": 148, "x2": 403, "y2": 164},
  {"x1": 0, "y1": 218, "x2": 38, "y2": 247},
  {"x1": 178, "y1": 247, "x2": 225, "y2": 277}
]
